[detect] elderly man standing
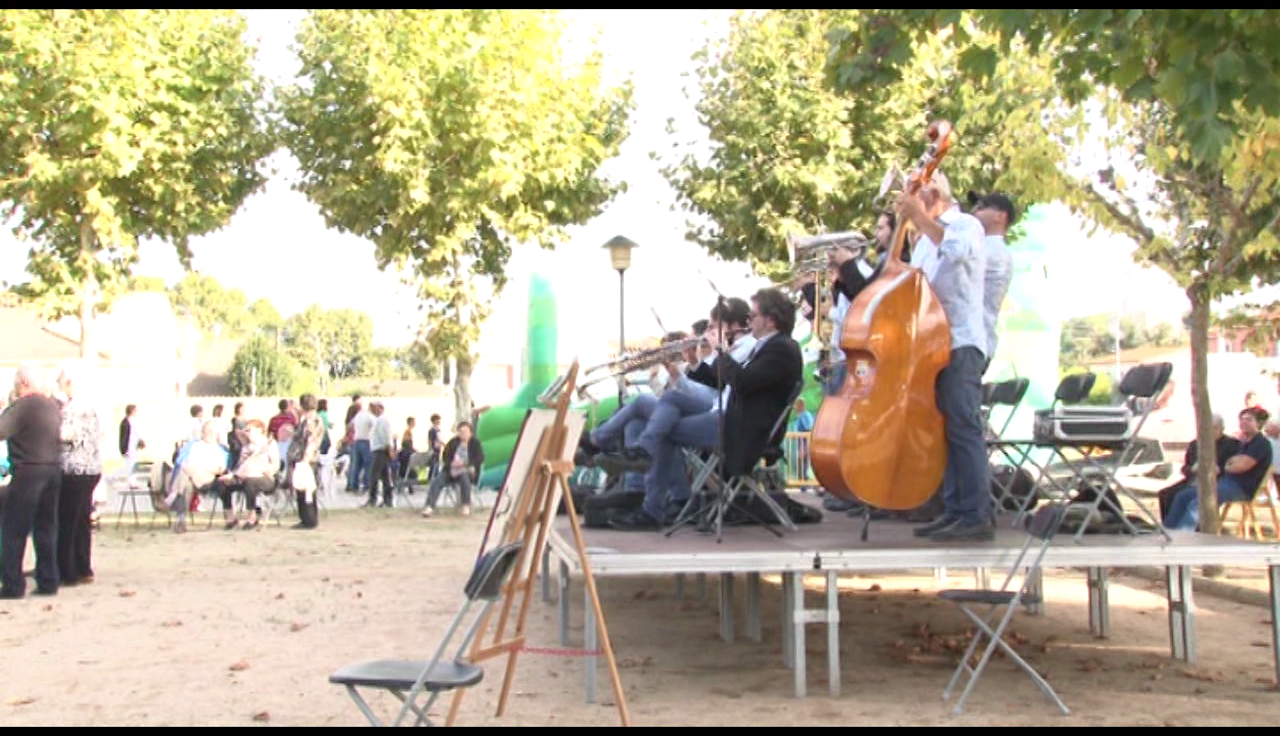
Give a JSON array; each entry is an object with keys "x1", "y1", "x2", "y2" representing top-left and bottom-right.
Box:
[
  {"x1": 0, "y1": 366, "x2": 64, "y2": 599},
  {"x1": 365, "y1": 401, "x2": 395, "y2": 508}
]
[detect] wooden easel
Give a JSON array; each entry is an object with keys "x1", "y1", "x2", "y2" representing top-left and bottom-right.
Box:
[{"x1": 446, "y1": 360, "x2": 631, "y2": 727}]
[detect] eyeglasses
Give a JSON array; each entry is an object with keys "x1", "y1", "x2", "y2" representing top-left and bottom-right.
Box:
[{"x1": 748, "y1": 311, "x2": 761, "y2": 319}]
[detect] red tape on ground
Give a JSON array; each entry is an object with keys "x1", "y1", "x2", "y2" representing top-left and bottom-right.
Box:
[{"x1": 519, "y1": 645, "x2": 602, "y2": 657}]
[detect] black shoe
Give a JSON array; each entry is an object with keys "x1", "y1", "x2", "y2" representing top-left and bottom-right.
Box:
[
  {"x1": 913, "y1": 515, "x2": 959, "y2": 537},
  {"x1": 379, "y1": 501, "x2": 393, "y2": 508},
  {"x1": 607, "y1": 507, "x2": 663, "y2": 532},
  {"x1": 622, "y1": 447, "x2": 653, "y2": 463},
  {"x1": 0, "y1": 588, "x2": 22, "y2": 600},
  {"x1": 822, "y1": 496, "x2": 859, "y2": 513},
  {"x1": 928, "y1": 518, "x2": 995, "y2": 542},
  {"x1": 361, "y1": 499, "x2": 377, "y2": 508},
  {"x1": 33, "y1": 586, "x2": 57, "y2": 597},
  {"x1": 290, "y1": 522, "x2": 314, "y2": 530}
]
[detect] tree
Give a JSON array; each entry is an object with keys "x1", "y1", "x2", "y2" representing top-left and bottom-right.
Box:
[
  {"x1": 247, "y1": 297, "x2": 283, "y2": 335},
  {"x1": 396, "y1": 342, "x2": 441, "y2": 383},
  {"x1": 227, "y1": 334, "x2": 297, "y2": 396},
  {"x1": 128, "y1": 275, "x2": 167, "y2": 293},
  {"x1": 827, "y1": 10, "x2": 1280, "y2": 534},
  {"x1": 280, "y1": 9, "x2": 633, "y2": 424},
  {"x1": 281, "y1": 304, "x2": 375, "y2": 385},
  {"x1": 170, "y1": 272, "x2": 250, "y2": 337},
  {"x1": 660, "y1": 10, "x2": 1082, "y2": 275},
  {"x1": 0, "y1": 10, "x2": 275, "y2": 357}
]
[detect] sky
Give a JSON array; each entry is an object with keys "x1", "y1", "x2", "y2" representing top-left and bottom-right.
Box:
[{"x1": 0, "y1": 9, "x2": 1194, "y2": 359}]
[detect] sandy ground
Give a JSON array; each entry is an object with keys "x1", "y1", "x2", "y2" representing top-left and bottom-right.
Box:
[{"x1": 1, "y1": 500, "x2": 1279, "y2": 727}]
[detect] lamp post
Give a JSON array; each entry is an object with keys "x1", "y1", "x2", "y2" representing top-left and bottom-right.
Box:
[{"x1": 603, "y1": 235, "x2": 638, "y2": 406}]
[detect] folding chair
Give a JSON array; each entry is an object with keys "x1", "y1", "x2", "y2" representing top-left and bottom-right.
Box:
[
  {"x1": 987, "y1": 372, "x2": 1096, "y2": 524},
  {"x1": 329, "y1": 541, "x2": 524, "y2": 727},
  {"x1": 1220, "y1": 473, "x2": 1279, "y2": 541},
  {"x1": 983, "y1": 378, "x2": 1031, "y2": 511},
  {"x1": 1028, "y1": 362, "x2": 1172, "y2": 542},
  {"x1": 939, "y1": 503, "x2": 1070, "y2": 716},
  {"x1": 666, "y1": 379, "x2": 803, "y2": 542},
  {"x1": 112, "y1": 461, "x2": 161, "y2": 528}
]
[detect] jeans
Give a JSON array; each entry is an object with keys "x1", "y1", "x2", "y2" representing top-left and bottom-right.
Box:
[
  {"x1": 937, "y1": 346, "x2": 990, "y2": 526},
  {"x1": 643, "y1": 410, "x2": 719, "y2": 522},
  {"x1": 1165, "y1": 476, "x2": 1250, "y2": 531},
  {"x1": 426, "y1": 472, "x2": 473, "y2": 509},
  {"x1": 636, "y1": 390, "x2": 716, "y2": 458},
  {"x1": 2, "y1": 465, "x2": 61, "y2": 596},
  {"x1": 347, "y1": 439, "x2": 372, "y2": 491}
]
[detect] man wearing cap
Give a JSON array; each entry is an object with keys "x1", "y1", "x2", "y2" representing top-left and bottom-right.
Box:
[
  {"x1": 896, "y1": 171, "x2": 993, "y2": 541},
  {"x1": 971, "y1": 193, "x2": 1017, "y2": 373}
]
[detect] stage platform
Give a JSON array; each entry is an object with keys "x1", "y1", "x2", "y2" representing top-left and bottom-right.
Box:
[{"x1": 541, "y1": 504, "x2": 1280, "y2": 701}]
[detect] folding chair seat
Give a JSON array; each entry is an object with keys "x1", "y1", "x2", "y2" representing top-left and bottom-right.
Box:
[
  {"x1": 329, "y1": 541, "x2": 524, "y2": 727},
  {"x1": 939, "y1": 503, "x2": 1070, "y2": 716},
  {"x1": 1027, "y1": 362, "x2": 1173, "y2": 541},
  {"x1": 111, "y1": 461, "x2": 162, "y2": 528},
  {"x1": 666, "y1": 379, "x2": 804, "y2": 541}
]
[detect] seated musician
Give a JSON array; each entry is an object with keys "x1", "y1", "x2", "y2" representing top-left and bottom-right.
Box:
[
  {"x1": 1164, "y1": 406, "x2": 1272, "y2": 531},
  {"x1": 823, "y1": 211, "x2": 897, "y2": 395},
  {"x1": 608, "y1": 287, "x2": 803, "y2": 531},
  {"x1": 212, "y1": 419, "x2": 280, "y2": 530},
  {"x1": 1156, "y1": 413, "x2": 1239, "y2": 521}
]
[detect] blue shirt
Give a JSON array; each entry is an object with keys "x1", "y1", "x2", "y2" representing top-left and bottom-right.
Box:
[
  {"x1": 791, "y1": 410, "x2": 815, "y2": 433},
  {"x1": 914, "y1": 207, "x2": 988, "y2": 355}
]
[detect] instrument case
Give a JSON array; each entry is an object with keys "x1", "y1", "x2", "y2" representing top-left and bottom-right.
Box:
[{"x1": 1032, "y1": 405, "x2": 1132, "y2": 444}]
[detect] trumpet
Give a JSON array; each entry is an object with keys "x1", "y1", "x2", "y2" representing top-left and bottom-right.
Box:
[{"x1": 786, "y1": 230, "x2": 872, "y2": 273}]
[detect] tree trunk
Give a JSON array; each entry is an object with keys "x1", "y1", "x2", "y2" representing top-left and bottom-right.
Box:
[
  {"x1": 454, "y1": 353, "x2": 474, "y2": 431},
  {"x1": 1189, "y1": 287, "x2": 1222, "y2": 537},
  {"x1": 78, "y1": 218, "x2": 96, "y2": 360}
]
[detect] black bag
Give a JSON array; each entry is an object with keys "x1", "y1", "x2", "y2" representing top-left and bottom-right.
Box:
[
  {"x1": 990, "y1": 464, "x2": 1038, "y2": 512},
  {"x1": 1069, "y1": 475, "x2": 1124, "y2": 520}
]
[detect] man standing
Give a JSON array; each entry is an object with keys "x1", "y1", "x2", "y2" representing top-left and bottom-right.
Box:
[
  {"x1": 970, "y1": 192, "x2": 1017, "y2": 371},
  {"x1": 896, "y1": 171, "x2": 993, "y2": 542},
  {"x1": 347, "y1": 400, "x2": 375, "y2": 493},
  {"x1": 116, "y1": 403, "x2": 145, "y2": 479},
  {"x1": 0, "y1": 366, "x2": 65, "y2": 598},
  {"x1": 366, "y1": 401, "x2": 395, "y2": 508}
]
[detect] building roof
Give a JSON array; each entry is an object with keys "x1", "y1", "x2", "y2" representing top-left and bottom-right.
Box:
[{"x1": 0, "y1": 306, "x2": 108, "y2": 363}]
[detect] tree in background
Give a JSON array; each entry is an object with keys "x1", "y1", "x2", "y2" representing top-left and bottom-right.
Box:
[
  {"x1": 0, "y1": 10, "x2": 274, "y2": 356},
  {"x1": 661, "y1": 10, "x2": 1082, "y2": 276},
  {"x1": 827, "y1": 9, "x2": 1280, "y2": 532},
  {"x1": 280, "y1": 9, "x2": 633, "y2": 424},
  {"x1": 227, "y1": 334, "x2": 299, "y2": 396},
  {"x1": 281, "y1": 304, "x2": 375, "y2": 387},
  {"x1": 248, "y1": 298, "x2": 284, "y2": 335},
  {"x1": 170, "y1": 272, "x2": 251, "y2": 337}
]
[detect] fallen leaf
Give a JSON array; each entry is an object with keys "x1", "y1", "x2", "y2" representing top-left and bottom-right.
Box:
[
  {"x1": 230, "y1": 660, "x2": 250, "y2": 672},
  {"x1": 1194, "y1": 686, "x2": 1208, "y2": 695},
  {"x1": 252, "y1": 711, "x2": 270, "y2": 723},
  {"x1": 1151, "y1": 674, "x2": 1164, "y2": 682},
  {"x1": 1251, "y1": 641, "x2": 1269, "y2": 648},
  {"x1": 1078, "y1": 659, "x2": 1103, "y2": 673},
  {"x1": 119, "y1": 590, "x2": 136, "y2": 598},
  {"x1": 4, "y1": 697, "x2": 35, "y2": 707},
  {"x1": 274, "y1": 593, "x2": 285, "y2": 600},
  {"x1": 1178, "y1": 668, "x2": 1227, "y2": 683},
  {"x1": 868, "y1": 584, "x2": 882, "y2": 592},
  {"x1": 354, "y1": 579, "x2": 365, "y2": 585},
  {"x1": 42, "y1": 605, "x2": 53, "y2": 612},
  {"x1": 161, "y1": 621, "x2": 183, "y2": 628},
  {"x1": 356, "y1": 592, "x2": 363, "y2": 599},
  {"x1": 289, "y1": 623, "x2": 308, "y2": 633},
  {"x1": 321, "y1": 577, "x2": 331, "y2": 583}
]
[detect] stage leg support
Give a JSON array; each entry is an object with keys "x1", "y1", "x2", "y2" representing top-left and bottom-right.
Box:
[
  {"x1": 780, "y1": 571, "x2": 842, "y2": 698},
  {"x1": 1166, "y1": 565, "x2": 1195, "y2": 663},
  {"x1": 584, "y1": 581, "x2": 598, "y2": 703},
  {"x1": 826, "y1": 571, "x2": 841, "y2": 698},
  {"x1": 1087, "y1": 567, "x2": 1110, "y2": 637},
  {"x1": 1269, "y1": 565, "x2": 1280, "y2": 688},
  {"x1": 675, "y1": 573, "x2": 685, "y2": 601},
  {"x1": 1025, "y1": 568, "x2": 1045, "y2": 616},
  {"x1": 746, "y1": 572, "x2": 762, "y2": 643},
  {"x1": 558, "y1": 560, "x2": 570, "y2": 647},
  {"x1": 719, "y1": 573, "x2": 736, "y2": 643}
]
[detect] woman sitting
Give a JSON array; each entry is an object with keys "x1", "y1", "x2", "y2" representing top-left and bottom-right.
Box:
[{"x1": 212, "y1": 420, "x2": 279, "y2": 530}]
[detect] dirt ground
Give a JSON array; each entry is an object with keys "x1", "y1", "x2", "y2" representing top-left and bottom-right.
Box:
[{"x1": 1, "y1": 507, "x2": 1278, "y2": 727}]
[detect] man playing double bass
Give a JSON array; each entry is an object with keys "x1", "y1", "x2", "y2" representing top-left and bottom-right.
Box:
[{"x1": 896, "y1": 171, "x2": 994, "y2": 541}]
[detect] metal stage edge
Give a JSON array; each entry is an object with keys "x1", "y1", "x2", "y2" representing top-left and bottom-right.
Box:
[{"x1": 540, "y1": 514, "x2": 1280, "y2": 702}]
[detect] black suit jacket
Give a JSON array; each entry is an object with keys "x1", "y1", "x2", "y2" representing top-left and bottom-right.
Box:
[
  {"x1": 714, "y1": 333, "x2": 803, "y2": 477},
  {"x1": 685, "y1": 361, "x2": 717, "y2": 389}
]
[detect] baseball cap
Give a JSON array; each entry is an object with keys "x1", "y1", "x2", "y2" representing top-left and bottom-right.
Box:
[{"x1": 972, "y1": 192, "x2": 1018, "y2": 225}]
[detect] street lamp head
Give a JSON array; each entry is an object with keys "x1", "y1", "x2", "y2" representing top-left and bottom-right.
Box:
[{"x1": 602, "y1": 235, "x2": 638, "y2": 272}]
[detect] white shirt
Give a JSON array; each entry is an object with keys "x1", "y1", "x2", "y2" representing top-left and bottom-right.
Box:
[
  {"x1": 352, "y1": 409, "x2": 375, "y2": 441},
  {"x1": 370, "y1": 414, "x2": 393, "y2": 451},
  {"x1": 188, "y1": 417, "x2": 205, "y2": 443},
  {"x1": 916, "y1": 206, "x2": 988, "y2": 355},
  {"x1": 982, "y1": 234, "x2": 1014, "y2": 360}
]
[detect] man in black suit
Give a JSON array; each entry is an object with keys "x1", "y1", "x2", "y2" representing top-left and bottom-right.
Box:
[{"x1": 609, "y1": 287, "x2": 803, "y2": 531}]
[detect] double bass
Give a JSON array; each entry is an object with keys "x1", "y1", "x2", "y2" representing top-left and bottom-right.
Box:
[{"x1": 810, "y1": 120, "x2": 954, "y2": 509}]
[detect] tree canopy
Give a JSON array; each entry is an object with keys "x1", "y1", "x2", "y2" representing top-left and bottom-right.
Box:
[
  {"x1": 280, "y1": 9, "x2": 633, "y2": 419},
  {"x1": 0, "y1": 10, "x2": 275, "y2": 354}
]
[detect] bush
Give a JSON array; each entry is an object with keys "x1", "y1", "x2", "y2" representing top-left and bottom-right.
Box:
[{"x1": 228, "y1": 335, "x2": 301, "y2": 396}]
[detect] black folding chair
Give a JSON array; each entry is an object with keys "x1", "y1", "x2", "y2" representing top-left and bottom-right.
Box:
[
  {"x1": 939, "y1": 503, "x2": 1070, "y2": 716},
  {"x1": 667, "y1": 379, "x2": 804, "y2": 542},
  {"x1": 329, "y1": 542, "x2": 523, "y2": 727},
  {"x1": 983, "y1": 378, "x2": 1031, "y2": 511}
]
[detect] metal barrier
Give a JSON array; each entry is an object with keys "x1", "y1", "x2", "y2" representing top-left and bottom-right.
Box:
[{"x1": 780, "y1": 431, "x2": 815, "y2": 488}]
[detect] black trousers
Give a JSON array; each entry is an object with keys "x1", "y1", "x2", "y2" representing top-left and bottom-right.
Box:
[
  {"x1": 295, "y1": 462, "x2": 320, "y2": 528},
  {"x1": 2, "y1": 464, "x2": 62, "y2": 596},
  {"x1": 57, "y1": 472, "x2": 100, "y2": 584},
  {"x1": 368, "y1": 449, "x2": 394, "y2": 504}
]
